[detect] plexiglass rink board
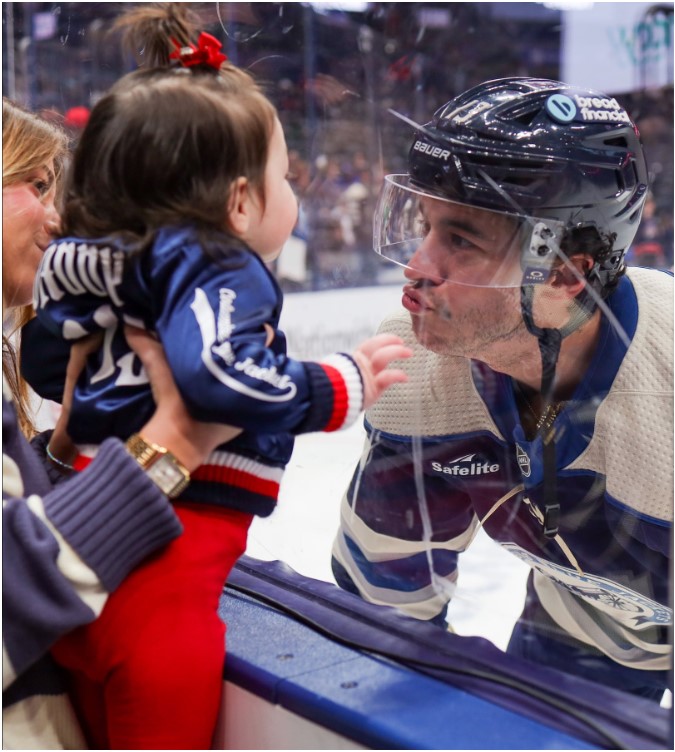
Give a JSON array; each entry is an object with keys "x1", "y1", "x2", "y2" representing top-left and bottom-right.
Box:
[{"x1": 11, "y1": 0, "x2": 672, "y2": 718}]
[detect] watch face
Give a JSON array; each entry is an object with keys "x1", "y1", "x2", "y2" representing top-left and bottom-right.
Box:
[{"x1": 146, "y1": 455, "x2": 189, "y2": 497}]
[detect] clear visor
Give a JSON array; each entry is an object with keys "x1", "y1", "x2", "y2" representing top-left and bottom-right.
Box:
[{"x1": 374, "y1": 174, "x2": 566, "y2": 288}]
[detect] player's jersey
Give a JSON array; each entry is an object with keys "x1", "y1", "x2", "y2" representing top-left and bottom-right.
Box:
[
  {"x1": 30, "y1": 225, "x2": 364, "y2": 516},
  {"x1": 333, "y1": 267, "x2": 672, "y2": 670}
]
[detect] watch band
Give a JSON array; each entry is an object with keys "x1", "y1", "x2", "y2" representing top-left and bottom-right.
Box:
[
  {"x1": 124, "y1": 433, "x2": 191, "y2": 498},
  {"x1": 125, "y1": 433, "x2": 165, "y2": 469}
]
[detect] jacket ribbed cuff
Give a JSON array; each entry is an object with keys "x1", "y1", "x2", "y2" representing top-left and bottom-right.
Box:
[
  {"x1": 295, "y1": 356, "x2": 364, "y2": 434},
  {"x1": 42, "y1": 438, "x2": 183, "y2": 592},
  {"x1": 319, "y1": 353, "x2": 364, "y2": 431}
]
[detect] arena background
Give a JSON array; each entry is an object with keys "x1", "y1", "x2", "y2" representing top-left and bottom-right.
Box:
[
  {"x1": 4, "y1": 0, "x2": 673, "y2": 688},
  {"x1": 3, "y1": 2, "x2": 673, "y2": 289}
]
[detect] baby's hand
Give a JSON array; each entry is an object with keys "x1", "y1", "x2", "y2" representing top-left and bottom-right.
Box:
[{"x1": 351, "y1": 334, "x2": 412, "y2": 411}]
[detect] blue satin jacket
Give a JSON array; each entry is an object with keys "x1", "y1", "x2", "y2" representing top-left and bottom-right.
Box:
[{"x1": 27, "y1": 226, "x2": 363, "y2": 516}]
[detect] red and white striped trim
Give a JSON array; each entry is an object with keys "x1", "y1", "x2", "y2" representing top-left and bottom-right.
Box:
[
  {"x1": 320, "y1": 354, "x2": 364, "y2": 431},
  {"x1": 73, "y1": 445, "x2": 283, "y2": 500},
  {"x1": 191, "y1": 449, "x2": 284, "y2": 498},
  {"x1": 72, "y1": 444, "x2": 98, "y2": 471}
]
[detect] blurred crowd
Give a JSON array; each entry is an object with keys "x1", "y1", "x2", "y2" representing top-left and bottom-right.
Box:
[{"x1": 14, "y1": 2, "x2": 673, "y2": 292}]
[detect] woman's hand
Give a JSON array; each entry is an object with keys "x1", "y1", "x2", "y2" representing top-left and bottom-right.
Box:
[
  {"x1": 48, "y1": 333, "x2": 103, "y2": 467},
  {"x1": 125, "y1": 326, "x2": 241, "y2": 471}
]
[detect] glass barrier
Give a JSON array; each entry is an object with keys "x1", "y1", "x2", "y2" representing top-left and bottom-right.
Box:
[{"x1": 4, "y1": 0, "x2": 672, "y2": 714}]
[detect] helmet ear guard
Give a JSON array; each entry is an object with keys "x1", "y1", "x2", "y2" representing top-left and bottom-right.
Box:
[{"x1": 559, "y1": 224, "x2": 622, "y2": 298}]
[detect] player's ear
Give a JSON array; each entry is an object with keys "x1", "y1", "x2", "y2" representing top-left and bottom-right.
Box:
[
  {"x1": 227, "y1": 177, "x2": 252, "y2": 236},
  {"x1": 550, "y1": 255, "x2": 594, "y2": 297}
]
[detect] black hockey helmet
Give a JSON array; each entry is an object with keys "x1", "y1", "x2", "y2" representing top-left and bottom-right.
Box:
[{"x1": 400, "y1": 77, "x2": 649, "y2": 290}]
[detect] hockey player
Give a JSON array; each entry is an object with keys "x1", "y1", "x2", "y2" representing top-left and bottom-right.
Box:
[{"x1": 332, "y1": 77, "x2": 672, "y2": 701}]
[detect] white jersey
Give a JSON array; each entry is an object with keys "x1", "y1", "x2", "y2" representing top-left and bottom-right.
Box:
[{"x1": 333, "y1": 267, "x2": 673, "y2": 671}]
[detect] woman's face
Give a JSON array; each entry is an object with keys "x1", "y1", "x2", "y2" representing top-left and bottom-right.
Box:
[{"x1": 2, "y1": 161, "x2": 59, "y2": 309}]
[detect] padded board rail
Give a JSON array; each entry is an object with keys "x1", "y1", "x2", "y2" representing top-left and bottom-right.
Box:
[{"x1": 214, "y1": 556, "x2": 671, "y2": 750}]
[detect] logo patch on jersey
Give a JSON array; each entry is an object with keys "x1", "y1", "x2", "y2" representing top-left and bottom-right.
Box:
[
  {"x1": 431, "y1": 453, "x2": 499, "y2": 477},
  {"x1": 449, "y1": 453, "x2": 476, "y2": 463},
  {"x1": 515, "y1": 443, "x2": 531, "y2": 477},
  {"x1": 502, "y1": 543, "x2": 672, "y2": 630}
]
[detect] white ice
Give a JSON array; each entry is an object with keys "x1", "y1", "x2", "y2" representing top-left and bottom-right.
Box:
[{"x1": 246, "y1": 282, "x2": 530, "y2": 650}]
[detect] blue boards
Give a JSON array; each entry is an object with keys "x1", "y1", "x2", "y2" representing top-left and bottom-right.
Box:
[{"x1": 218, "y1": 556, "x2": 671, "y2": 750}]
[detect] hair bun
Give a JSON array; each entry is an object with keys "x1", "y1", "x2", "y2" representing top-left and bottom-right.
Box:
[{"x1": 115, "y1": 2, "x2": 200, "y2": 69}]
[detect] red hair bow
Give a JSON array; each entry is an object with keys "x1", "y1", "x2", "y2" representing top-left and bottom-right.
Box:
[{"x1": 170, "y1": 32, "x2": 227, "y2": 70}]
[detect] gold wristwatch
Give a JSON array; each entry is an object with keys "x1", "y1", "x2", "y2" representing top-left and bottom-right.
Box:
[{"x1": 125, "y1": 434, "x2": 191, "y2": 499}]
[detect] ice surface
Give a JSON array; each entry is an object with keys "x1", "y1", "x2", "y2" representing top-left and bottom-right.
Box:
[
  {"x1": 246, "y1": 420, "x2": 530, "y2": 651},
  {"x1": 247, "y1": 281, "x2": 531, "y2": 651}
]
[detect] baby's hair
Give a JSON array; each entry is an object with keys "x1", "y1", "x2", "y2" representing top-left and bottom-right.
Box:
[
  {"x1": 114, "y1": 2, "x2": 197, "y2": 69},
  {"x1": 61, "y1": 3, "x2": 277, "y2": 254}
]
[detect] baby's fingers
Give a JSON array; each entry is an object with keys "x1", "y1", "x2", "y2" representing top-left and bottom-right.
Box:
[
  {"x1": 369, "y1": 342, "x2": 413, "y2": 374},
  {"x1": 374, "y1": 367, "x2": 409, "y2": 391},
  {"x1": 355, "y1": 333, "x2": 409, "y2": 359}
]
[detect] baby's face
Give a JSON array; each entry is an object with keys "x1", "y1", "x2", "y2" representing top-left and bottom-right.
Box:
[{"x1": 243, "y1": 117, "x2": 298, "y2": 264}]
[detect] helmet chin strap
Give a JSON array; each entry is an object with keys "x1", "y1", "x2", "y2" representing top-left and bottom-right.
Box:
[
  {"x1": 476, "y1": 167, "x2": 607, "y2": 539},
  {"x1": 519, "y1": 284, "x2": 596, "y2": 538}
]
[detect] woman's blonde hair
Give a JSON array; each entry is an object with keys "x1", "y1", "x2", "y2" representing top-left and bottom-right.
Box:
[
  {"x1": 3, "y1": 98, "x2": 68, "y2": 437},
  {"x1": 3, "y1": 98, "x2": 67, "y2": 189}
]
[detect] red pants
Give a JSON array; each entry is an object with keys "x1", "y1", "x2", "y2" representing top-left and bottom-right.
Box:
[{"x1": 52, "y1": 503, "x2": 253, "y2": 750}]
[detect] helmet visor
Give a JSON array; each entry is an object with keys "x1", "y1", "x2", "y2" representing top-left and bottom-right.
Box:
[{"x1": 374, "y1": 174, "x2": 566, "y2": 288}]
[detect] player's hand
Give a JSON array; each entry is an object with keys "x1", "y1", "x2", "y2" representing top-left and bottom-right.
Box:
[{"x1": 351, "y1": 333, "x2": 411, "y2": 411}]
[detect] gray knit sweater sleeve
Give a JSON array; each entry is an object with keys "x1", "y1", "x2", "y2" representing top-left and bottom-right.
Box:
[{"x1": 2, "y1": 396, "x2": 182, "y2": 689}]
